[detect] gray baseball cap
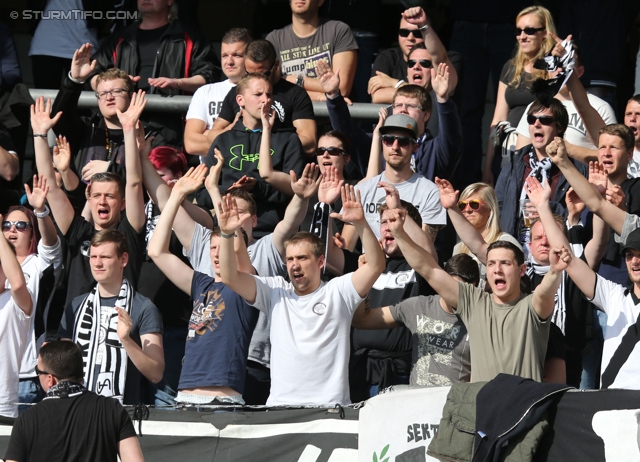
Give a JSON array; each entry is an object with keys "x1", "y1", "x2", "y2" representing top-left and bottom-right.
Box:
[{"x1": 379, "y1": 114, "x2": 418, "y2": 140}]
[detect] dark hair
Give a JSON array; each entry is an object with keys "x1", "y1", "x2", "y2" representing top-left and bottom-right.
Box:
[
  {"x1": 236, "y1": 73, "x2": 272, "y2": 96},
  {"x1": 90, "y1": 228, "x2": 129, "y2": 257},
  {"x1": 148, "y1": 146, "x2": 187, "y2": 177},
  {"x1": 39, "y1": 341, "x2": 84, "y2": 383},
  {"x1": 319, "y1": 130, "x2": 352, "y2": 156},
  {"x1": 444, "y1": 254, "x2": 480, "y2": 286},
  {"x1": 6, "y1": 206, "x2": 40, "y2": 255},
  {"x1": 486, "y1": 240, "x2": 525, "y2": 266},
  {"x1": 393, "y1": 84, "x2": 432, "y2": 113},
  {"x1": 598, "y1": 124, "x2": 635, "y2": 152},
  {"x1": 378, "y1": 199, "x2": 423, "y2": 227},
  {"x1": 284, "y1": 231, "x2": 325, "y2": 258},
  {"x1": 95, "y1": 68, "x2": 134, "y2": 93},
  {"x1": 229, "y1": 189, "x2": 257, "y2": 216},
  {"x1": 407, "y1": 43, "x2": 427, "y2": 60},
  {"x1": 527, "y1": 98, "x2": 569, "y2": 137},
  {"x1": 572, "y1": 43, "x2": 583, "y2": 69},
  {"x1": 245, "y1": 40, "x2": 277, "y2": 68},
  {"x1": 88, "y1": 172, "x2": 125, "y2": 198},
  {"x1": 222, "y1": 28, "x2": 252, "y2": 45}
]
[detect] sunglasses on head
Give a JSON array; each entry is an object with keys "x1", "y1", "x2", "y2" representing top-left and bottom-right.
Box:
[
  {"x1": 316, "y1": 146, "x2": 346, "y2": 156},
  {"x1": 527, "y1": 114, "x2": 555, "y2": 126},
  {"x1": 398, "y1": 28, "x2": 421, "y2": 38},
  {"x1": 381, "y1": 134, "x2": 415, "y2": 148},
  {"x1": 457, "y1": 199, "x2": 484, "y2": 211},
  {"x1": 407, "y1": 59, "x2": 433, "y2": 69},
  {"x1": 2, "y1": 221, "x2": 31, "y2": 232},
  {"x1": 515, "y1": 26, "x2": 545, "y2": 36}
]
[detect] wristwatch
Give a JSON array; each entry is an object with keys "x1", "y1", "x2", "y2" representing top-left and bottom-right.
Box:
[{"x1": 295, "y1": 74, "x2": 304, "y2": 88}]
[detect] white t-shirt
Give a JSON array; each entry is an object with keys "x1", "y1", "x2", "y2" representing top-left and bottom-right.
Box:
[
  {"x1": 590, "y1": 274, "x2": 640, "y2": 390},
  {"x1": 0, "y1": 290, "x2": 32, "y2": 418},
  {"x1": 516, "y1": 94, "x2": 617, "y2": 149},
  {"x1": 19, "y1": 238, "x2": 63, "y2": 378},
  {"x1": 356, "y1": 172, "x2": 446, "y2": 240},
  {"x1": 251, "y1": 273, "x2": 363, "y2": 406},
  {"x1": 185, "y1": 80, "x2": 236, "y2": 129},
  {"x1": 628, "y1": 149, "x2": 640, "y2": 178}
]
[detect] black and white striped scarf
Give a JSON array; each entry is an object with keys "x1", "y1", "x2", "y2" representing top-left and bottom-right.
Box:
[
  {"x1": 73, "y1": 278, "x2": 133, "y2": 403},
  {"x1": 527, "y1": 259, "x2": 567, "y2": 335}
]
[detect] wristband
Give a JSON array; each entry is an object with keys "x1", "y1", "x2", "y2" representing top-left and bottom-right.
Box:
[
  {"x1": 35, "y1": 205, "x2": 50, "y2": 219},
  {"x1": 33, "y1": 133, "x2": 48, "y2": 138},
  {"x1": 220, "y1": 232, "x2": 237, "y2": 239},
  {"x1": 68, "y1": 71, "x2": 86, "y2": 85},
  {"x1": 418, "y1": 23, "x2": 429, "y2": 32},
  {"x1": 394, "y1": 80, "x2": 405, "y2": 88}
]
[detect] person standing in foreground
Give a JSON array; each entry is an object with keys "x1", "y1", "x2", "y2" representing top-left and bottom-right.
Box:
[{"x1": 5, "y1": 341, "x2": 143, "y2": 462}]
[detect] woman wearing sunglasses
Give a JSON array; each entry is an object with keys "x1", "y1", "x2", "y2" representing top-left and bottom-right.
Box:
[
  {"x1": 443, "y1": 182, "x2": 520, "y2": 287},
  {"x1": 483, "y1": 5, "x2": 557, "y2": 185},
  {"x1": 3, "y1": 175, "x2": 63, "y2": 413}
]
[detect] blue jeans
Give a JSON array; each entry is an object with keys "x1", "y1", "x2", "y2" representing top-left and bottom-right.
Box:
[
  {"x1": 580, "y1": 309, "x2": 607, "y2": 389},
  {"x1": 148, "y1": 326, "x2": 187, "y2": 407},
  {"x1": 18, "y1": 377, "x2": 45, "y2": 413}
]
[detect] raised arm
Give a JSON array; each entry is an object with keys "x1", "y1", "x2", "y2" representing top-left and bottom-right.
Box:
[
  {"x1": 30, "y1": 98, "x2": 75, "y2": 235},
  {"x1": 0, "y1": 222, "x2": 32, "y2": 316},
  {"x1": 51, "y1": 132, "x2": 80, "y2": 192},
  {"x1": 364, "y1": 108, "x2": 387, "y2": 180},
  {"x1": 386, "y1": 208, "x2": 459, "y2": 307},
  {"x1": 546, "y1": 137, "x2": 625, "y2": 234},
  {"x1": 24, "y1": 175, "x2": 58, "y2": 247},
  {"x1": 116, "y1": 308, "x2": 164, "y2": 384},
  {"x1": 258, "y1": 102, "x2": 293, "y2": 196},
  {"x1": 290, "y1": 51, "x2": 358, "y2": 101},
  {"x1": 314, "y1": 165, "x2": 346, "y2": 275},
  {"x1": 330, "y1": 185, "x2": 385, "y2": 297},
  {"x1": 532, "y1": 246, "x2": 571, "y2": 320}
]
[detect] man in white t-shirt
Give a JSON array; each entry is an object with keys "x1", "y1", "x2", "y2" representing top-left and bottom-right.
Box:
[
  {"x1": 341, "y1": 114, "x2": 446, "y2": 250},
  {"x1": 184, "y1": 28, "x2": 252, "y2": 157},
  {"x1": 218, "y1": 186, "x2": 385, "y2": 406},
  {"x1": 624, "y1": 95, "x2": 640, "y2": 177},
  {"x1": 0, "y1": 222, "x2": 33, "y2": 419}
]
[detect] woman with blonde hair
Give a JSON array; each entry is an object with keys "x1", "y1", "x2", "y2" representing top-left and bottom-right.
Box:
[{"x1": 483, "y1": 5, "x2": 557, "y2": 184}]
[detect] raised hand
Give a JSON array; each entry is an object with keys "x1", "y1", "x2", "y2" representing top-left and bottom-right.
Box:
[
  {"x1": 434, "y1": 177, "x2": 458, "y2": 209},
  {"x1": 402, "y1": 6, "x2": 428, "y2": 27},
  {"x1": 545, "y1": 137, "x2": 569, "y2": 165},
  {"x1": 524, "y1": 176, "x2": 551, "y2": 209},
  {"x1": 378, "y1": 181, "x2": 401, "y2": 209},
  {"x1": 116, "y1": 307, "x2": 133, "y2": 340},
  {"x1": 25, "y1": 174, "x2": 49, "y2": 211},
  {"x1": 565, "y1": 187, "x2": 585, "y2": 220},
  {"x1": 550, "y1": 245, "x2": 572, "y2": 273},
  {"x1": 317, "y1": 165, "x2": 344, "y2": 205},
  {"x1": 317, "y1": 59, "x2": 340, "y2": 97},
  {"x1": 52, "y1": 135, "x2": 72, "y2": 173},
  {"x1": 81, "y1": 160, "x2": 109, "y2": 182},
  {"x1": 116, "y1": 90, "x2": 147, "y2": 131},
  {"x1": 330, "y1": 185, "x2": 364, "y2": 224},
  {"x1": 70, "y1": 43, "x2": 97, "y2": 82},
  {"x1": 291, "y1": 163, "x2": 321, "y2": 199},
  {"x1": 373, "y1": 106, "x2": 388, "y2": 135},
  {"x1": 135, "y1": 122, "x2": 153, "y2": 159},
  {"x1": 260, "y1": 99, "x2": 276, "y2": 132},
  {"x1": 606, "y1": 184, "x2": 627, "y2": 210},
  {"x1": 173, "y1": 164, "x2": 208, "y2": 197},
  {"x1": 30, "y1": 97, "x2": 62, "y2": 134},
  {"x1": 205, "y1": 148, "x2": 225, "y2": 191},
  {"x1": 386, "y1": 208, "x2": 407, "y2": 235},
  {"x1": 217, "y1": 194, "x2": 250, "y2": 235},
  {"x1": 588, "y1": 161, "x2": 608, "y2": 195},
  {"x1": 431, "y1": 63, "x2": 450, "y2": 100}
]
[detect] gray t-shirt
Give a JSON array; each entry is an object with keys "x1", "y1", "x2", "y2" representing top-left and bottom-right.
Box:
[
  {"x1": 266, "y1": 19, "x2": 358, "y2": 78},
  {"x1": 390, "y1": 295, "x2": 470, "y2": 386},
  {"x1": 456, "y1": 282, "x2": 550, "y2": 382}
]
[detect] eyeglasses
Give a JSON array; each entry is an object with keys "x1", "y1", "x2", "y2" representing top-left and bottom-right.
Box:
[
  {"x1": 35, "y1": 365, "x2": 55, "y2": 377},
  {"x1": 407, "y1": 59, "x2": 433, "y2": 69},
  {"x1": 398, "y1": 28, "x2": 421, "y2": 38},
  {"x1": 381, "y1": 134, "x2": 416, "y2": 148},
  {"x1": 457, "y1": 199, "x2": 485, "y2": 211},
  {"x1": 391, "y1": 102, "x2": 423, "y2": 111},
  {"x1": 2, "y1": 221, "x2": 32, "y2": 232},
  {"x1": 515, "y1": 27, "x2": 545, "y2": 36},
  {"x1": 95, "y1": 88, "x2": 128, "y2": 100},
  {"x1": 316, "y1": 146, "x2": 346, "y2": 156},
  {"x1": 527, "y1": 114, "x2": 555, "y2": 126}
]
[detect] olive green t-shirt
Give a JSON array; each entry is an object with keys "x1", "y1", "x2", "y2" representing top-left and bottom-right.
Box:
[{"x1": 455, "y1": 282, "x2": 550, "y2": 382}]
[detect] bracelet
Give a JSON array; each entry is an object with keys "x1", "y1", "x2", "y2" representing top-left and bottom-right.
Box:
[
  {"x1": 394, "y1": 80, "x2": 405, "y2": 89},
  {"x1": 418, "y1": 23, "x2": 429, "y2": 32},
  {"x1": 33, "y1": 133, "x2": 48, "y2": 138},
  {"x1": 220, "y1": 232, "x2": 237, "y2": 239},
  {"x1": 34, "y1": 205, "x2": 50, "y2": 219}
]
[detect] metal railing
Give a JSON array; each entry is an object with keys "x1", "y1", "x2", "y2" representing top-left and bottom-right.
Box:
[{"x1": 28, "y1": 89, "x2": 385, "y2": 120}]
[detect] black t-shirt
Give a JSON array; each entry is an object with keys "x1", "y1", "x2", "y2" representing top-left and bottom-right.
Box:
[
  {"x1": 5, "y1": 390, "x2": 136, "y2": 462},
  {"x1": 136, "y1": 24, "x2": 170, "y2": 91},
  {"x1": 372, "y1": 47, "x2": 407, "y2": 80},
  {"x1": 63, "y1": 214, "x2": 145, "y2": 305},
  {"x1": 500, "y1": 61, "x2": 536, "y2": 128},
  {"x1": 218, "y1": 78, "x2": 315, "y2": 131}
]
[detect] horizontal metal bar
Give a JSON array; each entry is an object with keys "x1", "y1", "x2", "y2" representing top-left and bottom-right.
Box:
[{"x1": 28, "y1": 89, "x2": 385, "y2": 119}]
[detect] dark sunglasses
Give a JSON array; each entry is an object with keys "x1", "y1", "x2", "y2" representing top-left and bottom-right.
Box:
[
  {"x1": 527, "y1": 114, "x2": 555, "y2": 126},
  {"x1": 407, "y1": 59, "x2": 433, "y2": 69},
  {"x1": 381, "y1": 134, "x2": 415, "y2": 148},
  {"x1": 316, "y1": 146, "x2": 346, "y2": 156},
  {"x1": 35, "y1": 365, "x2": 55, "y2": 377},
  {"x1": 2, "y1": 221, "x2": 32, "y2": 232},
  {"x1": 515, "y1": 26, "x2": 545, "y2": 36},
  {"x1": 398, "y1": 28, "x2": 421, "y2": 38},
  {"x1": 458, "y1": 199, "x2": 485, "y2": 211}
]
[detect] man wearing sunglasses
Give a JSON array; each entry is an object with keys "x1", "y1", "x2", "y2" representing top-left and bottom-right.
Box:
[
  {"x1": 495, "y1": 98, "x2": 588, "y2": 240},
  {"x1": 0, "y1": 219, "x2": 33, "y2": 420},
  {"x1": 368, "y1": 7, "x2": 460, "y2": 105},
  {"x1": 208, "y1": 40, "x2": 316, "y2": 157}
]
